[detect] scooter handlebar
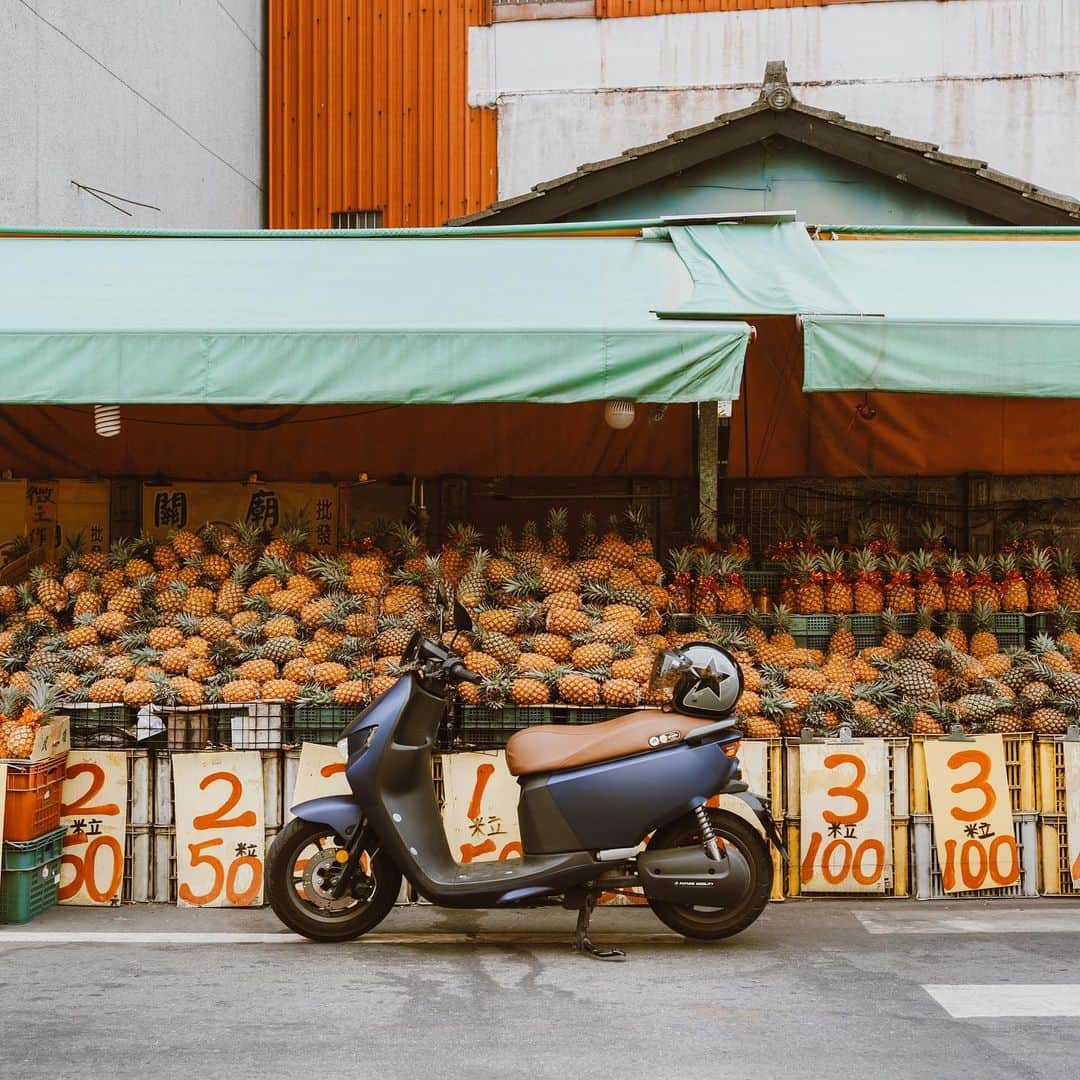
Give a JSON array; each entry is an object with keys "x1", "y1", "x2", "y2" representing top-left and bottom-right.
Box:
[{"x1": 447, "y1": 661, "x2": 483, "y2": 686}]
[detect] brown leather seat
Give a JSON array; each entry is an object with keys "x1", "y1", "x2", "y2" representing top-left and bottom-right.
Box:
[{"x1": 504, "y1": 710, "x2": 714, "y2": 777}]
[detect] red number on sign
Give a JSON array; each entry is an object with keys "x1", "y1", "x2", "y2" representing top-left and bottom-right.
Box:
[
  {"x1": 320, "y1": 763, "x2": 345, "y2": 778},
  {"x1": 178, "y1": 837, "x2": 263, "y2": 906},
  {"x1": 801, "y1": 831, "x2": 885, "y2": 887},
  {"x1": 193, "y1": 772, "x2": 257, "y2": 831},
  {"x1": 1072, "y1": 849, "x2": 1080, "y2": 883},
  {"x1": 60, "y1": 833, "x2": 124, "y2": 903},
  {"x1": 61, "y1": 762, "x2": 121, "y2": 817},
  {"x1": 821, "y1": 753, "x2": 869, "y2": 826},
  {"x1": 941, "y1": 835, "x2": 1020, "y2": 891},
  {"x1": 946, "y1": 749, "x2": 996, "y2": 822}
]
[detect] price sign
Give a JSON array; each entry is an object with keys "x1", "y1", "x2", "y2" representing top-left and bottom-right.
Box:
[
  {"x1": 174, "y1": 752, "x2": 265, "y2": 908},
  {"x1": 59, "y1": 751, "x2": 128, "y2": 906},
  {"x1": 1064, "y1": 742, "x2": 1080, "y2": 888},
  {"x1": 924, "y1": 734, "x2": 1019, "y2": 893},
  {"x1": 441, "y1": 752, "x2": 523, "y2": 864},
  {"x1": 799, "y1": 741, "x2": 891, "y2": 892},
  {"x1": 289, "y1": 743, "x2": 351, "y2": 815}
]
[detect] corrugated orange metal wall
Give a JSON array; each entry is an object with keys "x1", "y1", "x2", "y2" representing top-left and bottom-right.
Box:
[
  {"x1": 269, "y1": 1, "x2": 496, "y2": 229},
  {"x1": 596, "y1": 0, "x2": 897, "y2": 14}
]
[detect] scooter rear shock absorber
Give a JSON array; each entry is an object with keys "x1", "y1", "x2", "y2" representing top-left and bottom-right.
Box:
[{"x1": 694, "y1": 804, "x2": 723, "y2": 862}]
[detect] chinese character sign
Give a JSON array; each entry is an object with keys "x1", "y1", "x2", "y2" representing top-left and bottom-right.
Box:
[
  {"x1": 25, "y1": 482, "x2": 58, "y2": 554},
  {"x1": 924, "y1": 735, "x2": 1019, "y2": 893},
  {"x1": 173, "y1": 752, "x2": 265, "y2": 908},
  {"x1": 59, "y1": 751, "x2": 128, "y2": 906},
  {"x1": 141, "y1": 483, "x2": 338, "y2": 550},
  {"x1": 441, "y1": 753, "x2": 523, "y2": 864},
  {"x1": 799, "y1": 741, "x2": 891, "y2": 893},
  {"x1": 288, "y1": 743, "x2": 351, "y2": 823},
  {"x1": 1064, "y1": 742, "x2": 1080, "y2": 888},
  {"x1": 56, "y1": 479, "x2": 110, "y2": 553}
]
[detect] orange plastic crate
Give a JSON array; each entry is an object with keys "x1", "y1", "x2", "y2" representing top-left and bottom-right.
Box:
[{"x1": 3, "y1": 755, "x2": 66, "y2": 841}]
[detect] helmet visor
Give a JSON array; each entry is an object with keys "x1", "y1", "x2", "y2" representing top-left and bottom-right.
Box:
[{"x1": 648, "y1": 649, "x2": 691, "y2": 699}]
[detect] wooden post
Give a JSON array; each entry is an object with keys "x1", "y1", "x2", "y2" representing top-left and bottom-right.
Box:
[{"x1": 697, "y1": 402, "x2": 718, "y2": 540}]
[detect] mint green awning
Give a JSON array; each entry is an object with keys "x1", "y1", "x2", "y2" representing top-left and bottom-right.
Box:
[
  {"x1": 804, "y1": 240, "x2": 1080, "y2": 396},
  {"x1": 657, "y1": 222, "x2": 859, "y2": 318},
  {"x1": 0, "y1": 233, "x2": 750, "y2": 405}
]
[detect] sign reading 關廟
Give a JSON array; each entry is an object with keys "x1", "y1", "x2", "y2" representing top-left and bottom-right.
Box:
[
  {"x1": 141, "y1": 482, "x2": 339, "y2": 550},
  {"x1": 924, "y1": 734, "x2": 1019, "y2": 894},
  {"x1": 173, "y1": 752, "x2": 265, "y2": 908},
  {"x1": 798, "y1": 740, "x2": 891, "y2": 893}
]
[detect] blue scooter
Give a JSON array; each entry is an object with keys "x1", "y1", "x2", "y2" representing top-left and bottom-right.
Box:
[{"x1": 266, "y1": 602, "x2": 784, "y2": 959}]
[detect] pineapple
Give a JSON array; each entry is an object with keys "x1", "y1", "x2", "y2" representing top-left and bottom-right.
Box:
[
  {"x1": 828, "y1": 615, "x2": 856, "y2": 661},
  {"x1": 1029, "y1": 699, "x2": 1071, "y2": 736},
  {"x1": 851, "y1": 549, "x2": 884, "y2": 614},
  {"x1": 819, "y1": 549, "x2": 853, "y2": 614},
  {"x1": 792, "y1": 553, "x2": 825, "y2": 615},
  {"x1": 919, "y1": 520, "x2": 950, "y2": 563},
  {"x1": 967, "y1": 555, "x2": 1001, "y2": 612},
  {"x1": 883, "y1": 555, "x2": 916, "y2": 613},
  {"x1": 880, "y1": 609, "x2": 905, "y2": 653},
  {"x1": 716, "y1": 555, "x2": 751, "y2": 614},
  {"x1": 996, "y1": 552, "x2": 1029, "y2": 612},
  {"x1": 692, "y1": 553, "x2": 720, "y2": 616},
  {"x1": 30, "y1": 566, "x2": 69, "y2": 613},
  {"x1": 596, "y1": 517, "x2": 636, "y2": 570},
  {"x1": 969, "y1": 602, "x2": 999, "y2": 658},
  {"x1": 909, "y1": 550, "x2": 945, "y2": 612},
  {"x1": 1026, "y1": 547, "x2": 1059, "y2": 612},
  {"x1": 544, "y1": 507, "x2": 571, "y2": 560},
  {"x1": 601, "y1": 678, "x2": 641, "y2": 709},
  {"x1": 1054, "y1": 548, "x2": 1080, "y2": 610},
  {"x1": 509, "y1": 677, "x2": 550, "y2": 707},
  {"x1": 956, "y1": 693, "x2": 997, "y2": 730},
  {"x1": 457, "y1": 551, "x2": 490, "y2": 609},
  {"x1": 1053, "y1": 607, "x2": 1080, "y2": 656},
  {"x1": 939, "y1": 612, "x2": 968, "y2": 653},
  {"x1": 557, "y1": 665, "x2": 600, "y2": 708}
]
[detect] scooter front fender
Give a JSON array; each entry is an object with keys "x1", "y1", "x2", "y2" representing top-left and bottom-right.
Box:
[
  {"x1": 290, "y1": 795, "x2": 364, "y2": 840},
  {"x1": 728, "y1": 788, "x2": 788, "y2": 866}
]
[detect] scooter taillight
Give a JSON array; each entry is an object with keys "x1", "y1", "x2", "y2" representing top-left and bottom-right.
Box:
[{"x1": 721, "y1": 740, "x2": 741, "y2": 759}]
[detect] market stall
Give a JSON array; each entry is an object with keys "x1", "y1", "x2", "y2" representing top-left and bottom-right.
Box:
[{"x1": 2, "y1": 218, "x2": 1080, "y2": 918}]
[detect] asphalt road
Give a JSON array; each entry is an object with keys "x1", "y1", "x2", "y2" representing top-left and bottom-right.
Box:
[{"x1": 1, "y1": 900, "x2": 1078, "y2": 1080}]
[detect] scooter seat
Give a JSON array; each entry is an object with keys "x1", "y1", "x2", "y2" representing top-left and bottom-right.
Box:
[{"x1": 504, "y1": 710, "x2": 715, "y2": 777}]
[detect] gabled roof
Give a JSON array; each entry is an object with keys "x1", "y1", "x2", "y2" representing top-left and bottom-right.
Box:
[{"x1": 450, "y1": 61, "x2": 1080, "y2": 227}]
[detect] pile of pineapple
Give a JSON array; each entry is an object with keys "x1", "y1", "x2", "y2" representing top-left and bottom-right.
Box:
[
  {"x1": 716, "y1": 606, "x2": 1080, "y2": 740},
  {"x1": 668, "y1": 519, "x2": 1080, "y2": 616},
  {"x1": 0, "y1": 508, "x2": 672, "y2": 716}
]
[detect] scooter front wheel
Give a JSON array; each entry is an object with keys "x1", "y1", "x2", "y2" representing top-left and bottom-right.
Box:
[
  {"x1": 266, "y1": 818, "x2": 402, "y2": 942},
  {"x1": 646, "y1": 809, "x2": 772, "y2": 941}
]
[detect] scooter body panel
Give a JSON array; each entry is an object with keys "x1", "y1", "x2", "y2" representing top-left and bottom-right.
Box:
[
  {"x1": 339, "y1": 674, "x2": 603, "y2": 906},
  {"x1": 519, "y1": 739, "x2": 739, "y2": 854}
]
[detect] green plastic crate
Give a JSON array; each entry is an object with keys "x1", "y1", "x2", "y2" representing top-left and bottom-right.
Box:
[
  {"x1": 0, "y1": 829, "x2": 64, "y2": 924},
  {"x1": 1, "y1": 826, "x2": 66, "y2": 871},
  {"x1": 288, "y1": 705, "x2": 363, "y2": 746},
  {"x1": 956, "y1": 611, "x2": 1027, "y2": 651},
  {"x1": 848, "y1": 613, "x2": 883, "y2": 650},
  {"x1": 744, "y1": 569, "x2": 782, "y2": 593},
  {"x1": 65, "y1": 704, "x2": 139, "y2": 749}
]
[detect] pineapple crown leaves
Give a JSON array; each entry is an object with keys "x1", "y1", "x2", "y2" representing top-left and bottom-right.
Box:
[
  {"x1": 242, "y1": 594, "x2": 271, "y2": 617},
  {"x1": 278, "y1": 507, "x2": 313, "y2": 548},
  {"x1": 256, "y1": 553, "x2": 293, "y2": 582},
  {"x1": 853, "y1": 679, "x2": 900, "y2": 706},
  {"x1": 622, "y1": 504, "x2": 650, "y2": 541},
  {"x1": 919, "y1": 519, "x2": 946, "y2": 544},
  {"x1": 970, "y1": 600, "x2": 998, "y2": 633},
  {"x1": 107, "y1": 537, "x2": 137, "y2": 567},
  {"x1": 0, "y1": 684, "x2": 26, "y2": 720},
  {"x1": 545, "y1": 506, "x2": 569, "y2": 537},
  {"x1": 25, "y1": 675, "x2": 61, "y2": 719},
  {"x1": 1030, "y1": 633, "x2": 1071, "y2": 660},
  {"x1": 1051, "y1": 605, "x2": 1078, "y2": 636},
  {"x1": 817, "y1": 548, "x2": 848, "y2": 575},
  {"x1": 501, "y1": 571, "x2": 541, "y2": 600},
  {"x1": 306, "y1": 554, "x2": 350, "y2": 588},
  {"x1": 693, "y1": 550, "x2": 720, "y2": 578},
  {"x1": 667, "y1": 547, "x2": 696, "y2": 574},
  {"x1": 173, "y1": 613, "x2": 202, "y2": 636}
]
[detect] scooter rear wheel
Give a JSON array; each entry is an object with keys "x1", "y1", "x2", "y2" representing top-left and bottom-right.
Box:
[
  {"x1": 266, "y1": 818, "x2": 402, "y2": 942},
  {"x1": 646, "y1": 809, "x2": 772, "y2": 941}
]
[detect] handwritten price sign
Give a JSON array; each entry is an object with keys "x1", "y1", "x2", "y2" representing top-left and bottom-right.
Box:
[
  {"x1": 1064, "y1": 742, "x2": 1080, "y2": 888},
  {"x1": 174, "y1": 752, "x2": 265, "y2": 908},
  {"x1": 290, "y1": 743, "x2": 351, "y2": 813},
  {"x1": 924, "y1": 735, "x2": 1019, "y2": 893},
  {"x1": 441, "y1": 752, "x2": 523, "y2": 864},
  {"x1": 59, "y1": 751, "x2": 128, "y2": 906},
  {"x1": 799, "y1": 741, "x2": 891, "y2": 892}
]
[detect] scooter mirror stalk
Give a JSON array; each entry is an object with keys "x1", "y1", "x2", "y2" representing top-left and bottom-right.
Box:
[{"x1": 453, "y1": 600, "x2": 474, "y2": 633}]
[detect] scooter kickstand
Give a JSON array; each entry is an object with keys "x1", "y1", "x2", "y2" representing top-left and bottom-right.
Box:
[{"x1": 574, "y1": 895, "x2": 626, "y2": 962}]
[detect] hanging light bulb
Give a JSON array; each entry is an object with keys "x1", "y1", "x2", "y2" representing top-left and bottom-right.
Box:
[
  {"x1": 93, "y1": 405, "x2": 121, "y2": 438},
  {"x1": 604, "y1": 400, "x2": 635, "y2": 430}
]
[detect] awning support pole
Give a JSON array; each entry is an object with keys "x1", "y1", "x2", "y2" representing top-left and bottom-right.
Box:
[{"x1": 697, "y1": 402, "x2": 718, "y2": 540}]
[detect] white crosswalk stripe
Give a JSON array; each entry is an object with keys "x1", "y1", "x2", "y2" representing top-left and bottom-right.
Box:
[
  {"x1": 925, "y1": 984, "x2": 1080, "y2": 1018},
  {"x1": 856, "y1": 909, "x2": 1080, "y2": 935}
]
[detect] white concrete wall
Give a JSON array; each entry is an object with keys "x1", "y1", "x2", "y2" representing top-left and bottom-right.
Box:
[
  {"x1": 470, "y1": 0, "x2": 1080, "y2": 202},
  {"x1": 0, "y1": 0, "x2": 264, "y2": 228}
]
